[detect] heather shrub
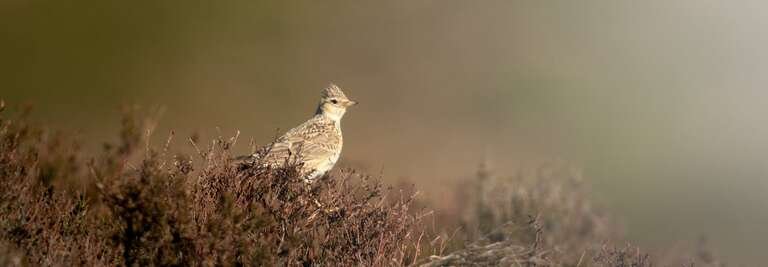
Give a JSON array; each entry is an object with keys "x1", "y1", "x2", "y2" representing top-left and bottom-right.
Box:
[
  {"x1": 0, "y1": 103, "x2": 725, "y2": 266},
  {"x1": 424, "y1": 161, "x2": 724, "y2": 266},
  {"x1": 457, "y1": 162, "x2": 618, "y2": 262},
  {"x1": 0, "y1": 105, "x2": 425, "y2": 266}
]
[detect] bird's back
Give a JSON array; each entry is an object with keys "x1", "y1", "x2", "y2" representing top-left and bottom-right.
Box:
[{"x1": 238, "y1": 115, "x2": 343, "y2": 180}]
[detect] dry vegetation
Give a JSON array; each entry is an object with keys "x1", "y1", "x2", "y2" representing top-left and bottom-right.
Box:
[
  {"x1": 423, "y1": 159, "x2": 724, "y2": 266},
  {"x1": 0, "y1": 103, "x2": 723, "y2": 266}
]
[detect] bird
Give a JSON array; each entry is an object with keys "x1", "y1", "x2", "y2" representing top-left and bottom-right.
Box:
[{"x1": 235, "y1": 83, "x2": 358, "y2": 181}]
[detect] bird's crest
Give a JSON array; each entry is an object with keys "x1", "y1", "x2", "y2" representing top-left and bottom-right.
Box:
[{"x1": 321, "y1": 83, "x2": 348, "y2": 100}]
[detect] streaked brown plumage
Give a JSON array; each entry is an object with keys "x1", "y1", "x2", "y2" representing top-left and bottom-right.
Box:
[{"x1": 236, "y1": 84, "x2": 357, "y2": 181}]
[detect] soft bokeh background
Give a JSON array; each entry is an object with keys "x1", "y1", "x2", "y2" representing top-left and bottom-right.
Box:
[{"x1": 3, "y1": 1, "x2": 767, "y2": 264}]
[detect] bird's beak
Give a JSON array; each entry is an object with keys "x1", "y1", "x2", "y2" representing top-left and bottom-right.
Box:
[{"x1": 347, "y1": 100, "x2": 358, "y2": 107}]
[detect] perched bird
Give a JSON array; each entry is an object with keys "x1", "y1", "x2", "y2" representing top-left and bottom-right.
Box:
[{"x1": 236, "y1": 83, "x2": 357, "y2": 181}]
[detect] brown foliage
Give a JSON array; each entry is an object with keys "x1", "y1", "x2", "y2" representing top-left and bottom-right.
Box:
[
  {"x1": 0, "y1": 106, "x2": 425, "y2": 266},
  {"x1": 0, "y1": 104, "x2": 725, "y2": 266},
  {"x1": 423, "y1": 161, "x2": 724, "y2": 266}
]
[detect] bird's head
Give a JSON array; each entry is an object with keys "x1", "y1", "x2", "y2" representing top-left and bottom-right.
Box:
[{"x1": 317, "y1": 83, "x2": 357, "y2": 121}]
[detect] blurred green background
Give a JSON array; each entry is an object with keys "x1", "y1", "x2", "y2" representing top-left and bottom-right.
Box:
[{"x1": 3, "y1": 1, "x2": 767, "y2": 264}]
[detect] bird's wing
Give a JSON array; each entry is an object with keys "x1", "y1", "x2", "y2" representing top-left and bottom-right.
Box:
[{"x1": 253, "y1": 117, "x2": 340, "y2": 166}]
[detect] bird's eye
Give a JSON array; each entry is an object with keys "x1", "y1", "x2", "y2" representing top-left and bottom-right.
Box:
[{"x1": 330, "y1": 99, "x2": 338, "y2": 104}]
